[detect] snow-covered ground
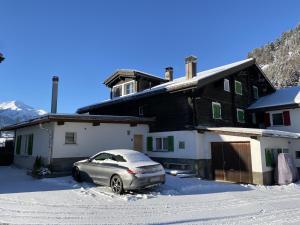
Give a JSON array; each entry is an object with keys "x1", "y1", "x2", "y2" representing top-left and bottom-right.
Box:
[{"x1": 1, "y1": 166, "x2": 300, "y2": 225}]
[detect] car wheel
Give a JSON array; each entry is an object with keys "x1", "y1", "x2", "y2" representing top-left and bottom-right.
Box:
[
  {"x1": 110, "y1": 175, "x2": 124, "y2": 194},
  {"x1": 72, "y1": 166, "x2": 81, "y2": 182}
]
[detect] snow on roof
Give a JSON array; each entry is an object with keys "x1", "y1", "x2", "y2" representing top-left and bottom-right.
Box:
[
  {"x1": 0, "y1": 114, "x2": 154, "y2": 131},
  {"x1": 78, "y1": 58, "x2": 256, "y2": 113},
  {"x1": 248, "y1": 86, "x2": 300, "y2": 110},
  {"x1": 197, "y1": 126, "x2": 300, "y2": 139}
]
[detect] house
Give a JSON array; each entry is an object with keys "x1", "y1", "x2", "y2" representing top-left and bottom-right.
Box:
[
  {"x1": 248, "y1": 85, "x2": 300, "y2": 170},
  {"x1": 0, "y1": 114, "x2": 153, "y2": 171},
  {"x1": 76, "y1": 56, "x2": 300, "y2": 185}
]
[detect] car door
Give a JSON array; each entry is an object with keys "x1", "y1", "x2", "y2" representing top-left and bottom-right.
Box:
[{"x1": 90, "y1": 153, "x2": 119, "y2": 185}]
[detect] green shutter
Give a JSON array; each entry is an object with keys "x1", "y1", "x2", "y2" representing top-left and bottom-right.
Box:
[
  {"x1": 16, "y1": 135, "x2": 22, "y2": 155},
  {"x1": 237, "y1": 109, "x2": 245, "y2": 123},
  {"x1": 212, "y1": 103, "x2": 221, "y2": 119},
  {"x1": 235, "y1": 81, "x2": 242, "y2": 95},
  {"x1": 167, "y1": 136, "x2": 174, "y2": 152},
  {"x1": 147, "y1": 137, "x2": 153, "y2": 151},
  {"x1": 265, "y1": 149, "x2": 273, "y2": 167},
  {"x1": 27, "y1": 134, "x2": 33, "y2": 155}
]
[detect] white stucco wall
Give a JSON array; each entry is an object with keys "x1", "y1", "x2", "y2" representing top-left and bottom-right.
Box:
[
  {"x1": 146, "y1": 130, "x2": 200, "y2": 159},
  {"x1": 52, "y1": 122, "x2": 149, "y2": 158},
  {"x1": 146, "y1": 130, "x2": 293, "y2": 173},
  {"x1": 14, "y1": 123, "x2": 53, "y2": 168},
  {"x1": 259, "y1": 137, "x2": 290, "y2": 172},
  {"x1": 287, "y1": 139, "x2": 300, "y2": 167},
  {"x1": 267, "y1": 108, "x2": 300, "y2": 133}
]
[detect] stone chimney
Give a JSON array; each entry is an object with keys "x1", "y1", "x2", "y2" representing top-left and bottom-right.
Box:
[
  {"x1": 51, "y1": 76, "x2": 59, "y2": 114},
  {"x1": 185, "y1": 55, "x2": 197, "y2": 80},
  {"x1": 165, "y1": 67, "x2": 173, "y2": 81}
]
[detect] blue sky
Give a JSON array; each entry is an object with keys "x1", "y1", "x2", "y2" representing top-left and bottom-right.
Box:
[{"x1": 0, "y1": 0, "x2": 299, "y2": 113}]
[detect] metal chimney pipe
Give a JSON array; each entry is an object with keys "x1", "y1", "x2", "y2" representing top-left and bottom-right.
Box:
[{"x1": 51, "y1": 76, "x2": 59, "y2": 114}]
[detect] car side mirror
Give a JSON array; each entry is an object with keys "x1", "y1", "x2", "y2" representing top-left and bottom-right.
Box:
[{"x1": 88, "y1": 158, "x2": 93, "y2": 162}]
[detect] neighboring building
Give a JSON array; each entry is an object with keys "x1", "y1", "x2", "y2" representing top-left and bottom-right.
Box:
[
  {"x1": 248, "y1": 86, "x2": 300, "y2": 170},
  {"x1": 0, "y1": 114, "x2": 153, "y2": 172},
  {"x1": 75, "y1": 56, "x2": 300, "y2": 185}
]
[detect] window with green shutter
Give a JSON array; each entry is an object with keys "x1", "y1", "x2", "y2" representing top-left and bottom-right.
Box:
[
  {"x1": 27, "y1": 134, "x2": 34, "y2": 155},
  {"x1": 212, "y1": 102, "x2": 221, "y2": 119},
  {"x1": 147, "y1": 137, "x2": 153, "y2": 151},
  {"x1": 167, "y1": 136, "x2": 174, "y2": 152},
  {"x1": 237, "y1": 109, "x2": 245, "y2": 123},
  {"x1": 16, "y1": 135, "x2": 22, "y2": 155},
  {"x1": 235, "y1": 80, "x2": 242, "y2": 95},
  {"x1": 265, "y1": 149, "x2": 274, "y2": 167}
]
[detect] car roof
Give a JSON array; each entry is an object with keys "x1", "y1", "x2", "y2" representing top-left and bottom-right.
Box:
[{"x1": 100, "y1": 149, "x2": 143, "y2": 156}]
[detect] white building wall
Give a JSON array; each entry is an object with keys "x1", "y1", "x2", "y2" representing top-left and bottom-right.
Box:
[
  {"x1": 267, "y1": 108, "x2": 300, "y2": 133},
  {"x1": 14, "y1": 123, "x2": 53, "y2": 168},
  {"x1": 259, "y1": 137, "x2": 290, "y2": 172},
  {"x1": 52, "y1": 122, "x2": 149, "y2": 158},
  {"x1": 146, "y1": 130, "x2": 200, "y2": 159},
  {"x1": 287, "y1": 139, "x2": 300, "y2": 168}
]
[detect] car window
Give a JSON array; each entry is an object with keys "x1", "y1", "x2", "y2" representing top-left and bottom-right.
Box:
[
  {"x1": 94, "y1": 153, "x2": 111, "y2": 161},
  {"x1": 111, "y1": 154, "x2": 127, "y2": 162}
]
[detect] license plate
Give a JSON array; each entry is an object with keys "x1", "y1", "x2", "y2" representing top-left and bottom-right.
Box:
[{"x1": 150, "y1": 177, "x2": 161, "y2": 182}]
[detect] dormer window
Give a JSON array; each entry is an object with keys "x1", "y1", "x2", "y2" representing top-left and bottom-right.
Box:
[{"x1": 112, "y1": 81, "x2": 136, "y2": 98}]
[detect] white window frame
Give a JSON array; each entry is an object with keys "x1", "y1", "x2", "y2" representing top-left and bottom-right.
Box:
[
  {"x1": 236, "y1": 108, "x2": 245, "y2": 123},
  {"x1": 235, "y1": 80, "x2": 243, "y2": 95},
  {"x1": 178, "y1": 141, "x2": 185, "y2": 150},
  {"x1": 253, "y1": 85, "x2": 259, "y2": 99},
  {"x1": 224, "y1": 79, "x2": 230, "y2": 92},
  {"x1": 212, "y1": 102, "x2": 222, "y2": 120},
  {"x1": 65, "y1": 132, "x2": 77, "y2": 145},
  {"x1": 155, "y1": 137, "x2": 168, "y2": 152},
  {"x1": 112, "y1": 80, "x2": 136, "y2": 98}
]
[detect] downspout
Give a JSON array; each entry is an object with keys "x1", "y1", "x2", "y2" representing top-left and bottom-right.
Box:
[{"x1": 39, "y1": 123, "x2": 54, "y2": 166}]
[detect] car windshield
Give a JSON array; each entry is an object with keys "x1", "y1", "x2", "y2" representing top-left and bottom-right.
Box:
[{"x1": 124, "y1": 153, "x2": 151, "y2": 162}]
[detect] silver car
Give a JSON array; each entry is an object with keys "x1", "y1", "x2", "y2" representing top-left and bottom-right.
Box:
[{"x1": 72, "y1": 149, "x2": 165, "y2": 194}]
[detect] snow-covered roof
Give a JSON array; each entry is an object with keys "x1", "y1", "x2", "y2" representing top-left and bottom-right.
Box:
[
  {"x1": 197, "y1": 126, "x2": 300, "y2": 139},
  {"x1": 0, "y1": 114, "x2": 155, "y2": 131},
  {"x1": 78, "y1": 58, "x2": 263, "y2": 113},
  {"x1": 248, "y1": 86, "x2": 300, "y2": 110}
]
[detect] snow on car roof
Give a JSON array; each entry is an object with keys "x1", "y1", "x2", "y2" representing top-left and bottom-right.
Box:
[{"x1": 248, "y1": 86, "x2": 300, "y2": 110}]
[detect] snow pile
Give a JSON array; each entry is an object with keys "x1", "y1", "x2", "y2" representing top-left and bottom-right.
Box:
[
  {"x1": 0, "y1": 100, "x2": 47, "y2": 128},
  {"x1": 1, "y1": 166, "x2": 300, "y2": 224}
]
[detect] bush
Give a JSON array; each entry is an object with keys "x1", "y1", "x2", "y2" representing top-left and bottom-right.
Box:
[{"x1": 32, "y1": 156, "x2": 42, "y2": 176}]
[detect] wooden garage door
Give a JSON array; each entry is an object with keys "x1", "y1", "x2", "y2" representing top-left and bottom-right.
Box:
[{"x1": 211, "y1": 142, "x2": 252, "y2": 184}]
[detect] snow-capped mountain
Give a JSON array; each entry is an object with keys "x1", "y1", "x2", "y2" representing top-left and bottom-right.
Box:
[{"x1": 0, "y1": 101, "x2": 47, "y2": 128}]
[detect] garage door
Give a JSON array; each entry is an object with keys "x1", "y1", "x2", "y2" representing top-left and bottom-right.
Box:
[{"x1": 211, "y1": 142, "x2": 253, "y2": 184}]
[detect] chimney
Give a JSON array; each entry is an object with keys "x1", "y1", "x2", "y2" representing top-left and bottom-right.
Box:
[
  {"x1": 185, "y1": 55, "x2": 197, "y2": 80},
  {"x1": 165, "y1": 67, "x2": 173, "y2": 81},
  {"x1": 51, "y1": 76, "x2": 59, "y2": 114}
]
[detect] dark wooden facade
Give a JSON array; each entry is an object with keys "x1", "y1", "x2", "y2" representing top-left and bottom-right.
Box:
[{"x1": 83, "y1": 65, "x2": 275, "y2": 132}]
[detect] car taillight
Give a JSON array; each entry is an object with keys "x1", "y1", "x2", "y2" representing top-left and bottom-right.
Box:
[{"x1": 127, "y1": 169, "x2": 136, "y2": 174}]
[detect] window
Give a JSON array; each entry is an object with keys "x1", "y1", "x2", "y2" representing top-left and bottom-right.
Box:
[
  {"x1": 154, "y1": 137, "x2": 174, "y2": 151},
  {"x1": 16, "y1": 135, "x2": 22, "y2": 155},
  {"x1": 65, "y1": 132, "x2": 76, "y2": 144},
  {"x1": 179, "y1": 141, "x2": 185, "y2": 149},
  {"x1": 224, "y1": 79, "x2": 230, "y2": 92},
  {"x1": 112, "y1": 81, "x2": 135, "y2": 98},
  {"x1": 111, "y1": 154, "x2": 126, "y2": 162},
  {"x1": 212, "y1": 102, "x2": 221, "y2": 119},
  {"x1": 94, "y1": 153, "x2": 111, "y2": 161},
  {"x1": 235, "y1": 81, "x2": 242, "y2": 95},
  {"x1": 296, "y1": 151, "x2": 300, "y2": 159},
  {"x1": 156, "y1": 137, "x2": 168, "y2": 151},
  {"x1": 272, "y1": 113, "x2": 284, "y2": 126},
  {"x1": 237, "y1": 109, "x2": 245, "y2": 123},
  {"x1": 252, "y1": 86, "x2": 259, "y2": 99},
  {"x1": 112, "y1": 85, "x2": 123, "y2": 98},
  {"x1": 124, "y1": 82, "x2": 134, "y2": 95}
]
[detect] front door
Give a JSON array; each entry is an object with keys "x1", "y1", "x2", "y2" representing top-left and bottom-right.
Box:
[{"x1": 133, "y1": 134, "x2": 143, "y2": 152}]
